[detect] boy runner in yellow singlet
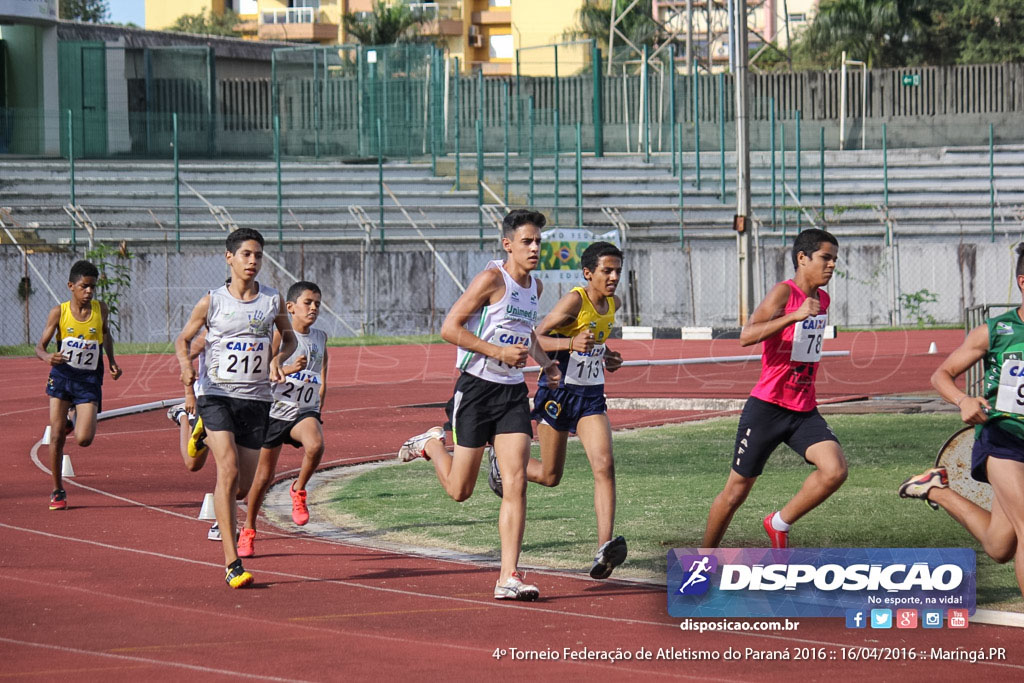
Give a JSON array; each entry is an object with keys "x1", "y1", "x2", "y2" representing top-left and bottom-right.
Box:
[{"x1": 36, "y1": 260, "x2": 123, "y2": 510}]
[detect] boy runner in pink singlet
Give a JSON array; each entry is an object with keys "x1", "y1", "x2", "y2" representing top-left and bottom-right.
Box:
[{"x1": 702, "y1": 229, "x2": 847, "y2": 549}]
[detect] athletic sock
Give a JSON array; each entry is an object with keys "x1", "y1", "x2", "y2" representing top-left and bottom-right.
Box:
[{"x1": 771, "y1": 512, "x2": 792, "y2": 533}]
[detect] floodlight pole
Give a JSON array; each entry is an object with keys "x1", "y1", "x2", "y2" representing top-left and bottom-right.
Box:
[{"x1": 735, "y1": 0, "x2": 754, "y2": 325}]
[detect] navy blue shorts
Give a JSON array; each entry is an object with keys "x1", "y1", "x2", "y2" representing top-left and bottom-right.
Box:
[
  {"x1": 46, "y1": 373, "x2": 102, "y2": 412},
  {"x1": 531, "y1": 385, "x2": 607, "y2": 433},
  {"x1": 732, "y1": 396, "x2": 839, "y2": 478},
  {"x1": 971, "y1": 421, "x2": 1024, "y2": 483},
  {"x1": 263, "y1": 412, "x2": 322, "y2": 449},
  {"x1": 197, "y1": 395, "x2": 271, "y2": 451}
]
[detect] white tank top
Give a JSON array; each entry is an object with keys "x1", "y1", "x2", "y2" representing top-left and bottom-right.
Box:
[
  {"x1": 456, "y1": 260, "x2": 539, "y2": 385},
  {"x1": 270, "y1": 328, "x2": 327, "y2": 421},
  {"x1": 196, "y1": 283, "x2": 281, "y2": 402}
]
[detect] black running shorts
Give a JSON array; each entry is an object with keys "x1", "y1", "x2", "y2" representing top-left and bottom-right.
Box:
[
  {"x1": 197, "y1": 395, "x2": 271, "y2": 450},
  {"x1": 444, "y1": 372, "x2": 532, "y2": 448},
  {"x1": 732, "y1": 396, "x2": 839, "y2": 478},
  {"x1": 262, "y1": 412, "x2": 322, "y2": 449}
]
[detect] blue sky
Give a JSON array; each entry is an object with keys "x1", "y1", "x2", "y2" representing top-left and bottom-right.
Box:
[{"x1": 106, "y1": 0, "x2": 146, "y2": 26}]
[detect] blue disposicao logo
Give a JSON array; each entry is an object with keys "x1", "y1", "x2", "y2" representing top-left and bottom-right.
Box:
[{"x1": 676, "y1": 555, "x2": 718, "y2": 596}]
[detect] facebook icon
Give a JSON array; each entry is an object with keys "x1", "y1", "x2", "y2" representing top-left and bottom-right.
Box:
[{"x1": 845, "y1": 609, "x2": 866, "y2": 629}]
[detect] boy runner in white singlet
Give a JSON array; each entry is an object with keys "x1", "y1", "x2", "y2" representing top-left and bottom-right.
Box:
[
  {"x1": 494, "y1": 241, "x2": 628, "y2": 579},
  {"x1": 398, "y1": 209, "x2": 560, "y2": 600},
  {"x1": 238, "y1": 281, "x2": 329, "y2": 558},
  {"x1": 175, "y1": 228, "x2": 296, "y2": 588}
]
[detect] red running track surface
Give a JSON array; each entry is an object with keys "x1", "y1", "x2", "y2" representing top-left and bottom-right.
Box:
[{"x1": 3, "y1": 330, "x2": 1021, "y2": 680}]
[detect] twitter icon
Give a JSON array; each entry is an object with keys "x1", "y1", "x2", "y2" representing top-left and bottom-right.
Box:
[{"x1": 870, "y1": 609, "x2": 892, "y2": 629}]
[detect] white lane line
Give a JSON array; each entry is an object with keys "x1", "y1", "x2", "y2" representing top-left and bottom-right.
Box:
[{"x1": 0, "y1": 636, "x2": 309, "y2": 682}]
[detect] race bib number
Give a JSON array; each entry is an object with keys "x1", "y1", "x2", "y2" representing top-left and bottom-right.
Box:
[
  {"x1": 565, "y1": 343, "x2": 606, "y2": 386},
  {"x1": 791, "y1": 315, "x2": 827, "y2": 363},
  {"x1": 217, "y1": 336, "x2": 269, "y2": 382},
  {"x1": 61, "y1": 338, "x2": 100, "y2": 371},
  {"x1": 278, "y1": 375, "x2": 319, "y2": 409},
  {"x1": 995, "y1": 359, "x2": 1024, "y2": 414},
  {"x1": 485, "y1": 326, "x2": 529, "y2": 377}
]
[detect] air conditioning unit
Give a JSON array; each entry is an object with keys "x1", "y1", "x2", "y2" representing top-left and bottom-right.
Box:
[{"x1": 469, "y1": 34, "x2": 484, "y2": 48}]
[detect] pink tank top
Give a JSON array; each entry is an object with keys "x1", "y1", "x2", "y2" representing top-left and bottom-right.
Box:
[{"x1": 749, "y1": 280, "x2": 830, "y2": 412}]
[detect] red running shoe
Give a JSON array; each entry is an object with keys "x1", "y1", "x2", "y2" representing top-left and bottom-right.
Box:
[
  {"x1": 237, "y1": 528, "x2": 256, "y2": 558},
  {"x1": 763, "y1": 512, "x2": 788, "y2": 549},
  {"x1": 290, "y1": 485, "x2": 309, "y2": 526},
  {"x1": 49, "y1": 488, "x2": 67, "y2": 511}
]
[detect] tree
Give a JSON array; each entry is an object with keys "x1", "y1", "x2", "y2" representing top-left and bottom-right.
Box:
[
  {"x1": 798, "y1": 0, "x2": 937, "y2": 68},
  {"x1": 343, "y1": 1, "x2": 425, "y2": 45},
  {"x1": 60, "y1": 0, "x2": 109, "y2": 23},
  {"x1": 167, "y1": 10, "x2": 242, "y2": 37},
  {"x1": 932, "y1": 0, "x2": 1024, "y2": 64},
  {"x1": 564, "y1": 0, "x2": 659, "y2": 69}
]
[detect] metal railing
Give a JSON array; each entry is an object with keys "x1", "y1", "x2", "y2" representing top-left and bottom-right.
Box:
[{"x1": 261, "y1": 8, "x2": 314, "y2": 25}]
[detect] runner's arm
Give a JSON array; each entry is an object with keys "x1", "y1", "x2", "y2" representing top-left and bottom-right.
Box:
[
  {"x1": 535, "y1": 290, "x2": 585, "y2": 352},
  {"x1": 175, "y1": 295, "x2": 210, "y2": 388},
  {"x1": 319, "y1": 346, "x2": 329, "y2": 412},
  {"x1": 739, "y1": 283, "x2": 816, "y2": 347},
  {"x1": 99, "y1": 301, "x2": 122, "y2": 380},
  {"x1": 35, "y1": 305, "x2": 65, "y2": 366},
  {"x1": 270, "y1": 294, "x2": 296, "y2": 383},
  {"x1": 931, "y1": 324, "x2": 990, "y2": 424},
  {"x1": 441, "y1": 269, "x2": 526, "y2": 366}
]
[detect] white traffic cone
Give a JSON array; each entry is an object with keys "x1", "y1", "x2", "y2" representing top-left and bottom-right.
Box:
[
  {"x1": 928, "y1": 342, "x2": 938, "y2": 355},
  {"x1": 198, "y1": 492, "x2": 216, "y2": 520},
  {"x1": 61, "y1": 454, "x2": 75, "y2": 477},
  {"x1": 42, "y1": 425, "x2": 51, "y2": 445}
]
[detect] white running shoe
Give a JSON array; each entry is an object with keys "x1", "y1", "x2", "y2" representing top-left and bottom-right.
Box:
[
  {"x1": 494, "y1": 571, "x2": 539, "y2": 601},
  {"x1": 167, "y1": 403, "x2": 187, "y2": 426},
  {"x1": 397, "y1": 426, "x2": 445, "y2": 462},
  {"x1": 207, "y1": 522, "x2": 221, "y2": 541}
]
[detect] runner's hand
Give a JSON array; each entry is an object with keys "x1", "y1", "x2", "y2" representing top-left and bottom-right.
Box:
[
  {"x1": 180, "y1": 365, "x2": 196, "y2": 387},
  {"x1": 573, "y1": 330, "x2": 595, "y2": 353},
  {"x1": 605, "y1": 348, "x2": 623, "y2": 372},
  {"x1": 960, "y1": 396, "x2": 990, "y2": 425},
  {"x1": 109, "y1": 363, "x2": 122, "y2": 380},
  {"x1": 498, "y1": 344, "x2": 529, "y2": 368},
  {"x1": 543, "y1": 363, "x2": 561, "y2": 385},
  {"x1": 49, "y1": 351, "x2": 66, "y2": 367},
  {"x1": 793, "y1": 297, "x2": 820, "y2": 321},
  {"x1": 269, "y1": 357, "x2": 285, "y2": 383}
]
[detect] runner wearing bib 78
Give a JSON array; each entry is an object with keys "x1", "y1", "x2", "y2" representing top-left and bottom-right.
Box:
[{"x1": 703, "y1": 229, "x2": 846, "y2": 550}]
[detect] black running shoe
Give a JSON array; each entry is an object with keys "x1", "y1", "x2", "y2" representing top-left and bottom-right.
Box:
[{"x1": 589, "y1": 535, "x2": 627, "y2": 579}]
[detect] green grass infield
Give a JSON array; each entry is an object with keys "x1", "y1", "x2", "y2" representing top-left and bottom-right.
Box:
[{"x1": 327, "y1": 413, "x2": 1021, "y2": 611}]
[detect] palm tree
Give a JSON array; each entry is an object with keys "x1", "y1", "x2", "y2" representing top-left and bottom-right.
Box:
[
  {"x1": 565, "y1": 0, "x2": 659, "y2": 69},
  {"x1": 343, "y1": 0, "x2": 424, "y2": 45},
  {"x1": 800, "y1": 0, "x2": 932, "y2": 68}
]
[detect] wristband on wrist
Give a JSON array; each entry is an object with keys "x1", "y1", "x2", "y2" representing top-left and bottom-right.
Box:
[{"x1": 955, "y1": 395, "x2": 968, "y2": 407}]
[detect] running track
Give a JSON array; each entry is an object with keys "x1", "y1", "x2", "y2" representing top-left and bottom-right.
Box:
[{"x1": 3, "y1": 330, "x2": 1022, "y2": 681}]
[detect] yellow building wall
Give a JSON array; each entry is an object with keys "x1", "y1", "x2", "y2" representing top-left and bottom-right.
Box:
[
  {"x1": 511, "y1": 0, "x2": 586, "y2": 76},
  {"x1": 146, "y1": 0, "x2": 216, "y2": 31}
]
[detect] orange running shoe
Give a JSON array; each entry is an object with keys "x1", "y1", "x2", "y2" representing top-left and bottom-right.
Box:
[
  {"x1": 237, "y1": 528, "x2": 256, "y2": 558},
  {"x1": 290, "y1": 485, "x2": 309, "y2": 526}
]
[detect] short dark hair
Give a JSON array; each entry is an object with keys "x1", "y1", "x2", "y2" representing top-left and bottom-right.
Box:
[
  {"x1": 69, "y1": 260, "x2": 99, "y2": 283},
  {"x1": 226, "y1": 228, "x2": 265, "y2": 254},
  {"x1": 502, "y1": 209, "x2": 546, "y2": 239},
  {"x1": 1016, "y1": 243, "x2": 1024, "y2": 277},
  {"x1": 581, "y1": 241, "x2": 623, "y2": 272},
  {"x1": 287, "y1": 280, "x2": 321, "y2": 302},
  {"x1": 791, "y1": 228, "x2": 838, "y2": 269}
]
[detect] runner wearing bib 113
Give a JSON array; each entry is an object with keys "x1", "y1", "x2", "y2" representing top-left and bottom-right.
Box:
[
  {"x1": 703, "y1": 229, "x2": 846, "y2": 551},
  {"x1": 526, "y1": 241, "x2": 629, "y2": 580}
]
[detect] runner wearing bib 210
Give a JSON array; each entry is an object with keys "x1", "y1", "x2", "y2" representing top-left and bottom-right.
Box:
[
  {"x1": 702, "y1": 229, "x2": 846, "y2": 551},
  {"x1": 239, "y1": 281, "x2": 330, "y2": 558},
  {"x1": 527, "y1": 241, "x2": 628, "y2": 579}
]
